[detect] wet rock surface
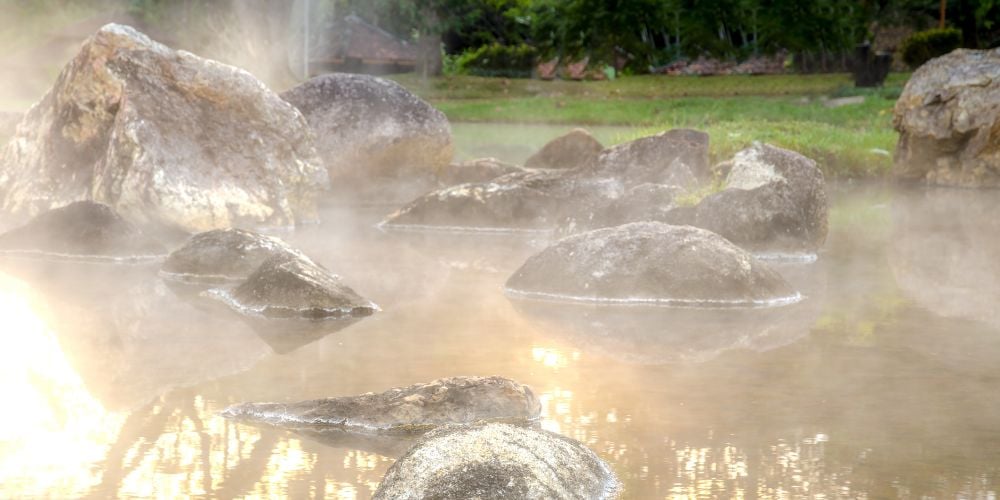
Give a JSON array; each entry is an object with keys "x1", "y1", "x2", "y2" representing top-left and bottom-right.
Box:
[
  {"x1": 382, "y1": 169, "x2": 621, "y2": 232},
  {"x1": 160, "y1": 228, "x2": 307, "y2": 284},
  {"x1": 893, "y1": 48, "x2": 1000, "y2": 187},
  {"x1": 438, "y1": 157, "x2": 527, "y2": 186},
  {"x1": 524, "y1": 128, "x2": 604, "y2": 169},
  {"x1": 590, "y1": 128, "x2": 709, "y2": 187},
  {"x1": 281, "y1": 73, "x2": 453, "y2": 191},
  {"x1": 690, "y1": 143, "x2": 828, "y2": 254},
  {"x1": 373, "y1": 422, "x2": 620, "y2": 500},
  {"x1": 209, "y1": 253, "x2": 378, "y2": 319},
  {"x1": 0, "y1": 201, "x2": 164, "y2": 259},
  {"x1": 0, "y1": 24, "x2": 325, "y2": 232},
  {"x1": 506, "y1": 222, "x2": 798, "y2": 305},
  {"x1": 222, "y1": 376, "x2": 540, "y2": 432}
]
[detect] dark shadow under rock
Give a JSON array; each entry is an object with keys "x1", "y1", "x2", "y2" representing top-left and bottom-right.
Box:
[
  {"x1": 206, "y1": 253, "x2": 378, "y2": 319},
  {"x1": 506, "y1": 222, "x2": 799, "y2": 306},
  {"x1": 0, "y1": 200, "x2": 165, "y2": 261},
  {"x1": 222, "y1": 376, "x2": 541, "y2": 433},
  {"x1": 373, "y1": 422, "x2": 619, "y2": 500},
  {"x1": 240, "y1": 315, "x2": 365, "y2": 354},
  {"x1": 160, "y1": 228, "x2": 307, "y2": 284}
]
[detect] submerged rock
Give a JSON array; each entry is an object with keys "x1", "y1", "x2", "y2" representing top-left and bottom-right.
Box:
[
  {"x1": 373, "y1": 422, "x2": 619, "y2": 499},
  {"x1": 0, "y1": 201, "x2": 164, "y2": 260},
  {"x1": 0, "y1": 24, "x2": 325, "y2": 232},
  {"x1": 893, "y1": 48, "x2": 1000, "y2": 188},
  {"x1": 160, "y1": 228, "x2": 306, "y2": 284},
  {"x1": 222, "y1": 376, "x2": 540, "y2": 432},
  {"x1": 438, "y1": 157, "x2": 527, "y2": 186},
  {"x1": 208, "y1": 253, "x2": 377, "y2": 319},
  {"x1": 524, "y1": 128, "x2": 604, "y2": 169},
  {"x1": 591, "y1": 128, "x2": 709, "y2": 187},
  {"x1": 690, "y1": 143, "x2": 828, "y2": 254},
  {"x1": 382, "y1": 169, "x2": 621, "y2": 232},
  {"x1": 506, "y1": 222, "x2": 798, "y2": 306},
  {"x1": 281, "y1": 73, "x2": 453, "y2": 190}
]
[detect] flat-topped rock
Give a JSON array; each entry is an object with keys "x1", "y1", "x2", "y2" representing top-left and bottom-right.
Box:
[
  {"x1": 160, "y1": 228, "x2": 306, "y2": 284},
  {"x1": 0, "y1": 24, "x2": 326, "y2": 232},
  {"x1": 691, "y1": 143, "x2": 828, "y2": 254},
  {"x1": 525, "y1": 128, "x2": 604, "y2": 169},
  {"x1": 0, "y1": 201, "x2": 164, "y2": 260},
  {"x1": 222, "y1": 376, "x2": 540, "y2": 432},
  {"x1": 506, "y1": 222, "x2": 798, "y2": 306},
  {"x1": 373, "y1": 422, "x2": 620, "y2": 499},
  {"x1": 893, "y1": 48, "x2": 1000, "y2": 187},
  {"x1": 207, "y1": 253, "x2": 377, "y2": 319},
  {"x1": 281, "y1": 73, "x2": 453, "y2": 191}
]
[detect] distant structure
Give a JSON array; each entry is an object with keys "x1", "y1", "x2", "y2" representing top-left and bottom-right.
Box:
[{"x1": 310, "y1": 15, "x2": 418, "y2": 76}]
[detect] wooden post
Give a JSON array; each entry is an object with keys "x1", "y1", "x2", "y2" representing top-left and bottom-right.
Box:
[{"x1": 939, "y1": 0, "x2": 946, "y2": 28}]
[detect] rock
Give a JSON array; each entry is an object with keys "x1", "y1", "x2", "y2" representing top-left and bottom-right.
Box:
[
  {"x1": 160, "y1": 228, "x2": 307, "y2": 284},
  {"x1": 823, "y1": 96, "x2": 865, "y2": 108},
  {"x1": 0, "y1": 111, "x2": 20, "y2": 141},
  {"x1": 280, "y1": 73, "x2": 453, "y2": 193},
  {"x1": 438, "y1": 157, "x2": 527, "y2": 186},
  {"x1": 591, "y1": 128, "x2": 709, "y2": 187},
  {"x1": 690, "y1": 143, "x2": 828, "y2": 255},
  {"x1": 893, "y1": 48, "x2": 1000, "y2": 187},
  {"x1": 524, "y1": 128, "x2": 604, "y2": 169},
  {"x1": 0, "y1": 24, "x2": 325, "y2": 233},
  {"x1": 0, "y1": 201, "x2": 164, "y2": 260},
  {"x1": 373, "y1": 422, "x2": 620, "y2": 499},
  {"x1": 382, "y1": 169, "x2": 621, "y2": 233},
  {"x1": 505, "y1": 222, "x2": 798, "y2": 306},
  {"x1": 207, "y1": 253, "x2": 378, "y2": 319},
  {"x1": 557, "y1": 183, "x2": 685, "y2": 235},
  {"x1": 222, "y1": 376, "x2": 540, "y2": 432}
]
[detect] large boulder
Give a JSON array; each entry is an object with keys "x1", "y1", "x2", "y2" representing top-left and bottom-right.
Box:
[
  {"x1": 0, "y1": 201, "x2": 164, "y2": 260},
  {"x1": 893, "y1": 48, "x2": 1000, "y2": 187},
  {"x1": 373, "y1": 422, "x2": 619, "y2": 499},
  {"x1": 160, "y1": 228, "x2": 307, "y2": 284},
  {"x1": 381, "y1": 169, "x2": 621, "y2": 233},
  {"x1": 280, "y1": 73, "x2": 453, "y2": 195},
  {"x1": 690, "y1": 143, "x2": 828, "y2": 255},
  {"x1": 222, "y1": 376, "x2": 540, "y2": 432},
  {"x1": 206, "y1": 253, "x2": 378, "y2": 319},
  {"x1": 590, "y1": 128, "x2": 709, "y2": 187},
  {"x1": 506, "y1": 222, "x2": 799, "y2": 306},
  {"x1": 0, "y1": 111, "x2": 20, "y2": 141},
  {"x1": 524, "y1": 128, "x2": 604, "y2": 169},
  {"x1": 0, "y1": 24, "x2": 326, "y2": 232}
]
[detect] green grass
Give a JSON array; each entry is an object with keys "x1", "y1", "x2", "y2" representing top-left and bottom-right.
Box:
[{"x1": 394, "y1": 73, "x2": 907, "y2": 178}]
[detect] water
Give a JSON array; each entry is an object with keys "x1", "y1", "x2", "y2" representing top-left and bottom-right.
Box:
[{"x1": 2, "y1": 128, "x2": 1000, "y2": 498}]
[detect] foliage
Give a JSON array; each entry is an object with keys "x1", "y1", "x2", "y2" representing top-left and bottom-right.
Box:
[
  {"x1": 454, "y1": 43, "x2": 537, "y2": 77},
  {"x1": 899, "y1": 28, "x2": 962, "y2": 68}
]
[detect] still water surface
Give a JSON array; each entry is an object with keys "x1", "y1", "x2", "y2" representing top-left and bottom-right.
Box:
[{"x1": 1, "y1": 126, "x2": 1000, "y2": 499}]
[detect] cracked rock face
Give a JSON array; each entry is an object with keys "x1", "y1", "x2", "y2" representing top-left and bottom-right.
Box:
[
  {"x1": 160, "y1": 228, "x2": 307, "y2": 284},
  {"x1": 207, "y1": 252, "x2": 377, "y2": 319},
  {"x1": 0, "y1": 201, "x2": 164, "y2": 259},
  {"x1": 0, "y1": 24, "x2": 326, "y2": 232},
  {"x1": 222, "y1": 376, "x2": 540, "y2": 433},
  {"x1": 893, "y1": 48, "x2": 1000, "y2": 187},
  {"x1": 524, "y1": 128, "x2": 604, "y2": 169},
  {"x1": 506, "y1": 222, "x2": 798, "y2": 306},
  {"x1": 691, "y1": 143, "x2": 828, "y2": 254},
  {"x1": 281, "y1": 73, "x2": 453, "y2": 196},
  {"x1": 373, "y1": 422, "x2": 620, "y2": 500}
]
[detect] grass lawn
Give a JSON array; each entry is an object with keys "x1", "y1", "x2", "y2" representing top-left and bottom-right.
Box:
[{"x1": 393, "y1": 73, "x2": 907, "y2": 178}]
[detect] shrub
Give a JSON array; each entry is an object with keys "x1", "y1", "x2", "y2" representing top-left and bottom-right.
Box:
[
  {"x1": 899, "y1": 28, "x2": 962, "y2": 68},
  {"x1": 455, "y1": 44, "x2": 538, "y2": 78}
]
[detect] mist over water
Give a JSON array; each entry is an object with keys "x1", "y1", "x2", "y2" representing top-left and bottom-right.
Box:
[{"x1": 2, "y1": 120, "x2": 1000, "y2": 497}]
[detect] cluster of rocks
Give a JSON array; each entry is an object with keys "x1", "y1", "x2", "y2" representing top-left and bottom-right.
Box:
[{"x1": 651, "y1": 53, "x2": 788, "y2": 76}]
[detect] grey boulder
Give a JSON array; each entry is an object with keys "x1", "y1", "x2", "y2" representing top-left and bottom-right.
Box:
[
  {"x1": 524, "y1": 128, "x2": 604, "y2": 169},
  {"x1": 438, "y1": 157, "x2": 527, "y2": 186},
  {"x1": 893, "y1": 48, "x2": 1000, "y2": 187},
  {"x1": 0, "y1": 24, "x2": 326, "y2": 232},
  {"x1": 506, "y1": 222, "x2": 798, "y2": 306},
  {"x1": 222, "y1": 376, "x2": 540, "y2": 433},
  {"x1": 0, "y1": 201, "x2": 164, "y2": 260},
  {"x1": 160, "y1": 228, "x2": 307, "y2": 284},
  {"x1": 590, "y1": 128, "x2": 709, "y2": 187}
]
